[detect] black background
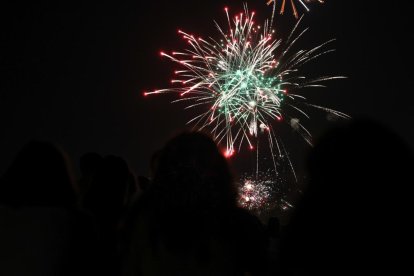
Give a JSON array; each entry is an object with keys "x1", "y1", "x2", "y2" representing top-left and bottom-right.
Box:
[{"x1": 1, "y1": 0, "x2": 413, "y2": 177}]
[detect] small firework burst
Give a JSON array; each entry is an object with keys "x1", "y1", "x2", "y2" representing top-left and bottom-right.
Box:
[
  {"x1": 237, "y1": 170, "x2": 295, "y2": 213},
  {"x1": 238, "y1": 176, "x2": 273, "y2": 211}
]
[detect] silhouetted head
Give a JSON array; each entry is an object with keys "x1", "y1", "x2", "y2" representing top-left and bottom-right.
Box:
[
  {"x1": 152, "y1": 131, "x2": 236, "y2": 211},
  {"x1": 304, "y1": 119, "x2": 413, "y2": 220},
  {"x1": 308, "y1": 118, "x2": 412, "y2": 192},
  {"x1": 0, "y1": 140, "x2": 77, "y2": 207},
  {"x1": 281, "y1": 119, "x2": 414, "y2": 275}
]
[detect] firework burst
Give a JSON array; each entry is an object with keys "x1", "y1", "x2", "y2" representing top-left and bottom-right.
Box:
[
  {"x1": 238, "y1": 172, "x2": 294, "y2": 214},
  {"x1": 145, "y1": 5, "x2": 348, "y2": 179},
  {"x1": 239, "y1": 177, "x2": 272, "y2": 211},
  {"x1": 267, "y1": 0, "x2": 325, "y2": 18}
]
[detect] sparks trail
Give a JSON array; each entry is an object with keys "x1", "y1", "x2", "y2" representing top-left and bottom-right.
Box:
[{"x1": 267, "y1": 0, "x2": 325, "y2": 19}]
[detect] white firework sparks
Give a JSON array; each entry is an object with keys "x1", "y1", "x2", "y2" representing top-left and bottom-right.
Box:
[{"x1": 238, "y1": 177, "x2": 273, "y2": 211}]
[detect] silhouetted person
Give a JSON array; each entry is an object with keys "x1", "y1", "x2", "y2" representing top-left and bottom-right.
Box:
[
  {"x1": 122, "y1": 132, "x2": 268, "y2": 275},
  {"x1": 266, "y1": 216, "x2": 281, "y2": 275},
  {"x1": 82, "y1": 155, "x2": 132, "y2": 275},
  {"x1": 0, "y1": 141, "x2": 98, "y2": 276},
  {"x1": 267, "y1": 217, "x2": 281, "y2": 239},
  {"x1": 280, "y1": 119, "x2": 414, "y2": 275},
  {"x1": 78, "y1": 152, "x2": 104, "y2": 199}
]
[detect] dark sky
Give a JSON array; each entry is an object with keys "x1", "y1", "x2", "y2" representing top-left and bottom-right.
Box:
[{"x1": 1, "y1": 0, "x2": 413, "y2": 177}]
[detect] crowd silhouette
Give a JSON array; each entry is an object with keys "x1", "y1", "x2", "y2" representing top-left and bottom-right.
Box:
[{"x1": 0, "y1": 119, "x2": 413, "y2": 275}]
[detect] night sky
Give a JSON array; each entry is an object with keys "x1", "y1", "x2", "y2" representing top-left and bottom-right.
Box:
[{"x1": 1, "y1": 0, "x2": 413, "y2": 177}]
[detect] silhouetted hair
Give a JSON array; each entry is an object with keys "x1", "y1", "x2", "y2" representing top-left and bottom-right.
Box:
[
  {"x1": 281, "y1": 118, "x2": 414, "y2": 275},
  {"x1": 0, "y1": 140, "x2": 77, "y2": 207},
  {"x1": 152, "y1": 131, "x2": 236, "y2": 211},
  {"x1": 308, "y1": 118, "x2": 413, "y2": 191}
]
